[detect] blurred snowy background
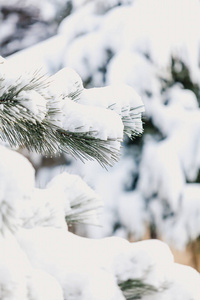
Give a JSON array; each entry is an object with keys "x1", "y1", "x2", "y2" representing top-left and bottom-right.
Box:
[{"x1": 2, "y1": 0, "x2": 200, "y2": 270}]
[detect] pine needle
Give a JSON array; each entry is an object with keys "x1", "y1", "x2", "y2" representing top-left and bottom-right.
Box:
[
  {"x1": 118, "y1": 278, "x2": 169, "y2": 300},
  {"x1": 0, "y1": 72, "x2": 121, "y2": 167}
]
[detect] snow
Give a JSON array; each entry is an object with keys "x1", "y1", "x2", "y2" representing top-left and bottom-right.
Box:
[
  {"x1": 0, "y1": 145, "x2": 35, "y2": 233},
  {"x1": 18, "y1": 90, "x2": 47, "y2": 122},
  {"x1": 48, "y1": 67, "x2": 83, "y2": 98},
  {"x1": 160, "y1": 184, "x2": 200, "y2": 250},
  {"x1": 47, "y1": 172, "x2": 103, "y2": 226},
  {"x1": 107, "y1": 50, "x2": 161, "y2": 99},
  {"x1": 59, "y1": 0, "x2": 200, "y2": 251},
  {"x1": 138, "y1": 139, "x2": 185, "y2": 211},
  {"x1": 79, "y1": 84, "x2": 143, "y2": 111},
  {"x1": 0, "y1": 145, "x2": 199, "y2": 299},
  {"x1": 0, "y1": 14, "x2": 18, "y2": 44},
  {"x1": 78, "y1": 84, "x2": 144, "y2": 138},
  {"x1": 118, "y1": 191, "x2": 147, "y2": 240},
  {"x1": 27, "y1": 268, "x2": 64, "y2": 300},
  {"x1": 17, "y1": 225, "x2": 200, "y2": 300},
  {"x1": 0, "y1": 230, "x2": 64, "y2": 300},
  {"x1": 19, "y1": 170, "x2": 103, "y2": 229},
  {"x1": 1, "y1": 57, "x2": 144, "y2": 166},
  {"x1": 58, "y1": 3, "x2": 102, "y2": 39},
  {"x1": 1, "y1": 0, "x2": 200, "y2": 298},
  {"x1": 124, "y1": 0, "x2": 200, "y2": 80},
  {"x1": 20, "y1": 187, "x2": 67, "y2": 229},
  {"x1": 7, "y1": 35, "x2": 67, "y2": 74},
  {"x1": 166, "y1": 85, "x2": 199, "y2": 110},
  {"x1": 61, "y1": 99, "x2": 124, "y2": 140}
]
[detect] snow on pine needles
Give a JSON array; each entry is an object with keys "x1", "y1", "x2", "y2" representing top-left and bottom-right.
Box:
[
  {"x1": 0, "y1": 144, "x2": 200, "y2": 299},
  {"x1": 0, "y1": 56, "x2": 144, "y2": 167}
]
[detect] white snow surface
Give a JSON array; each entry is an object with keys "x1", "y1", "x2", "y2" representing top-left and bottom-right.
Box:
[
  {"x1": 2, "y1": 0, "x2": 200, "y2": 298},
  {"x1": 4, "y1": 0, "x2": 200, "y2": 251},
  {"x1": 51, "y1": 0, "x2": 200, "y2": 250},
  {"x1": 0, "y1": 147, "x2": 199, "y2": 299},
  {"x1": 0, "y1": 146, "x2": 35, "y2": 233}
]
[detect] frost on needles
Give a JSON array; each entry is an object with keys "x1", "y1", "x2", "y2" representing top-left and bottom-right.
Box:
[
  {"x1": 0, "y1": 56, "x2": 144, "y2": 167},
  {"x1": 0, "y1": 55, "x2": 200, "y2": 300}
]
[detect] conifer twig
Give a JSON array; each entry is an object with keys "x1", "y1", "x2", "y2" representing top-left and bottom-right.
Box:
[
  {"x1": 0, "y1": 71, "x2": 121, "y2": 167},
  {"x1": 118, "y1": 278, "x2": 168, "y2": 300}
]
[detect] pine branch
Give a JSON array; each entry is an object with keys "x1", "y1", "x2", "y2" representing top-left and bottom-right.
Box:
[
  {"x1": 0, "y1": 103, "x2": 58, "y2": 154},
  {"x1": 0, "y1": 70, "x2": 49, "y2": 101},
  {"x1": 57, "y1": 129, "x2": 120, "y2": 167},
  {"x1": 66, "y1": 83, "x2": 83, "y2": 101},
  {"x1": 0, "y1": 104, "x2": 121, "y2": 166},
  {"x1": 65, "y1": 196, "x2": 102, "y2": 226},
  {"x1": 118, "y1": 279, "x2": 165, "y2": 300},
  {"x1": 0, "y1": 70, "x2": 122, "y2": 167},
  {"x1": 77, "y1": 85, "x2": 145, "y2": 140},
  {"x1": 121, "y1": 105, "x2": 145, "y2": 139}
]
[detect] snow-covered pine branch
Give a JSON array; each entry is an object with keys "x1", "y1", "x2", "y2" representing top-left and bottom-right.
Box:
[
  {"x1": 1, "y1": 145, "x2": 199, "y2": 300},
  {"x1": 46, "y1": 172, "x2": 103, "y2": 226},
  {"x1": 78, "y1": 84, "x2": 145, "y2": 138},
  {"x1": 0, "y1": 57, "x2": 144, "y2": 167},
  {"x1": 20, "y1": 171, "x2": 103, "y2": 229},
  {"x1": 50, "y1": 67, "x2": 145, "y2": 138}
]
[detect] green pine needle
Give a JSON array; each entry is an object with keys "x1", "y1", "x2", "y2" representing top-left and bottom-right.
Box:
[
  {"x1": 119, "y1": 279, "x2": 159, "y2": 300},
  {"x1": 121, "y1": 105, "x2": 145, "y2": 139},
  {"x1": 118, "y1": 278, "x2": 169, "y2": 300},
  {"x1": 0, "y1": 73, "x2": 121, "y2": 167},
  {"x1": 65, "y1": 195, "x2": 102, "y2": 226}
]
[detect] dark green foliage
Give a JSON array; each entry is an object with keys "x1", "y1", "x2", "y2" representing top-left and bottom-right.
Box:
[
  {"x1": 119, "y1": 279, "x2": 161, "y2": 300},
  {"x1": 0, "y1": 73, "x2": 121, "y2": 167}
]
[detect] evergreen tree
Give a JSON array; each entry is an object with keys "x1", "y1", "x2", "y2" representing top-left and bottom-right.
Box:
[
  {"x1": 0, "y1": 55, "x2": 200, "y2": 300},
  {"x1": 43, "y1": 0, "x2": 200, "y2": 260}
]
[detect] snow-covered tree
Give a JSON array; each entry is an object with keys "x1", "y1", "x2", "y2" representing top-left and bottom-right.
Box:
[
  {"x1": 7, "y1": 0, "x2": 200, "y2": 254},
  {"x1": 1, "y1": 53, "x2": 200, "y2": 300},
  {"x1": 27, "y1": 0, "x2": 200, "y2": 257}
]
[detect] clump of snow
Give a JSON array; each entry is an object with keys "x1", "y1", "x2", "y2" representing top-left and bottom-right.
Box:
[
  {"x1": 0, "y1": 57, "x2": 48, "y2": 121},
  {"x1": 20, "y1": 171, "x2": 103, "y2": 229},
  {"x1": 0, "y1": 145, "x2": 199, "y2": 299},
  {"x1": 160, "y1": 184, "x2": 200, "y2": 250},
  {"x1": 47, "y1": 67, "x2": 144, "y2": 139},
  {"x1": 0, "y1": 146, "x2": 35, "y2": 233},
  {"x1": 47, "y1": 172, "x2": 103, "y2": 226},
  {"x1": 79, "y1": 84, "x2": 143, "y2": 112},
  {"x1": 20, "y1": 187, "x2": 67, "y2": 230},
  {"x1": 166, "y1": 85, "x2": 199, "y2": 110},
  {"x1": 48, "y1": 67, "x2": 83, "y2": 98},
  {"x1": 18, "y1": 90, "x2": 47, "y2": 122},
  {"x1": 114, "y1": 239, "x2": 174, "y2": 286},
  {"x1": 16, "y1": 225, "x2": 200, "y2": 300},
  {"x1": 106, "y1": 50, "x2": 161, "y2": 103},
  {"x1": 61, "y1": 99, "x2": 124, "y2": 140},
  {"x1": 124, "y1": 0, "x2": 200, "y2": 81},
  {"x1": 118, "y1": 191, "x2": 147, "y2": 240},
  {"x1": 58, "y1": 3, "x2": 103, "y2": 40},
  {"x1": 7, "y1": 34, "x2": 67, "y2": 74},
  {"x1": 138, "y1": 139, "x2": 185, "y2": 211},
  {"x1": 0, "y1": 231, "x2": 64, "y2": 300},
  {"x1": 79, "y1": 84, "x2": 144, "y2": 137}
]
